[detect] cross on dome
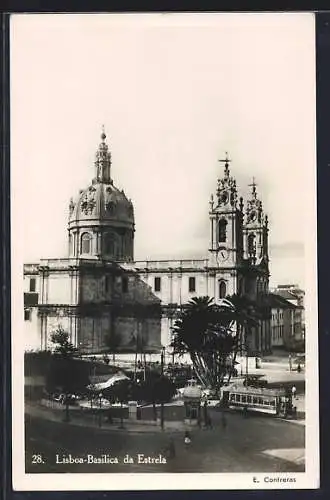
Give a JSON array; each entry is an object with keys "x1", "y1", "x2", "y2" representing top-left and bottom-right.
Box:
[
  {"x1": 101, "y1": 124, "x2": 106, "y2": 142},
  {"x1": 249, "y1": 177, "x2": 258, "y2": 198},
  {"x1": 218, "y1": 152, "x2": 231, "y2": 176}
]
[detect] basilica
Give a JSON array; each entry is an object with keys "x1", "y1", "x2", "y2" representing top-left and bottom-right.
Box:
[{"x1": 24, "y1": 130, "x2": 272, "y2": 355}]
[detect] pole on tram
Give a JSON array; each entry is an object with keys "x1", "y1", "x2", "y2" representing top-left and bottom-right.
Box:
[{"x1": 245, "y1": 346, "x2": 249, "y2": 383}]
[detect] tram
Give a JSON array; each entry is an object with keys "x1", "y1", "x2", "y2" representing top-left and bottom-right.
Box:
[{"x1": 222, "y1": 386, "x2": 294, "y2": 417}]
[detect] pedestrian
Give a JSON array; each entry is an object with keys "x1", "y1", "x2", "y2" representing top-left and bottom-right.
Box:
[
  {"x1": 291, "y1": 385, "x2": 297, "y2": 399},
  {"x1": 184, "y1": 430, "x2": 192, "y2": 444},
  {"x1": 289, "y1": 354, "x2": 292, "y2": 372},
  {"x1": 221, "y1": 413, "x2": 227, "y2": 429},
  {"x1": 297, "y1": 363, "x2": 302, "y2": 373},
  {"x1": 243, "y1": 406, "x2": 248, "y2": 418}
]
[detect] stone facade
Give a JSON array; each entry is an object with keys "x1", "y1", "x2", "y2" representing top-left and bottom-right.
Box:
[
  {"x1": 272, "y1": 285, "x2": 305, "y2": 341},
  {"x1": 24, "y1": 259, "x2": 161, "y2": 354},
  {"x1": 24, "y1": 134, "x2": 272, "y2": 355},
  {"x1": 269, "y1": 293, "x2": 301, "y2": 349}
]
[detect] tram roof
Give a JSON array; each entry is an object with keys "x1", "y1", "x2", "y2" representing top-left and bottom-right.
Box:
[{"x1": 224, "y1": 385, "x2": 286, "y2": 396}]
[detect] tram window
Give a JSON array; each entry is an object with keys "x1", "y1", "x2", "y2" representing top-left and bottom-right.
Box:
[
  {"x1": 258, "y1": 398, "x2": 263, "y2": 405},
  {"x1": 230, "y1": 394, "x2": 235, "y2": 401},
  {"x1": 252, "y1": 397, "x2": 258, "y2": 404},
  {"x1": 235, "y1": 395, "x2": 241, "y2": 402},
  {"x1": 270, "y1": 400, "x2": 276, "y2": 406},
  {"x1": 241, "y1": 396, "x2": 247, "y2": 403},
  {"x1": 247, "y1": 396, "x2": 252, "y2": 404},
  {"x1": 264, "y1": 400, "x2": 270, "y2": 406}
]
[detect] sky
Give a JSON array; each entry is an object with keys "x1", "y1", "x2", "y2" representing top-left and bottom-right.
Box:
[{"x1": 10, "y1": 13, "x2": 316, "y2": 289}]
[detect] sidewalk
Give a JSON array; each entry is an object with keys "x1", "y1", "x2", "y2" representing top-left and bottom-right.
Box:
[
  {"x1": 236, "y1": 356, "x2": 305, "y2": 387},
  {"x1": 25, "y1": 402, "x2": 190, "y2": 434}
]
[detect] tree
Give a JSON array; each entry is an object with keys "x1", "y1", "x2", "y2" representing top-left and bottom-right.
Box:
[
  {"x1": 224, "y1": 294, "x2": 264, "y2": 383},
  {"x1": 47, "y1": 326, "x2": 88, "y2": 422},
  {"x1": 138, "y1": 372, "x2": 176, "y2": 421},
  {"x1": 104, "y1": 331, "x2": 121, "y2": 363},
  {"x1": 170, "y1": 296, "x2": 259, "y2": 393},
  {"x1": 50, "y1": 326, "x2": 77, "y2": 358},
  {"x1": 108, "y1": 379, "x2": 132, "y2": 429}
]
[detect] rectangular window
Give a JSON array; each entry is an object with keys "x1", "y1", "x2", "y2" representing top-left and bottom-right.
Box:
[
  {"x1": 122, "y1": 276, "x2": 128, "y2": 293},
  {"x1": 154, "y1": 277, "x2": 161, "y2": 292},
  {"x1": 189, "y1": 277, "x2": 196, "y2": 293},
  {"x1": 24, "y1": 309, "x2": 31, "y2": 321},
  {"x1": 29, "y1": 278, "x2": 36, "y2": 292}
]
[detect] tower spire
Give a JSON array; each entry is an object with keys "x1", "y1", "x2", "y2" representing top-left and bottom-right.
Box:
[
  {"x1": 95, "y1": 126, "x2": 112, "y2": 183},
  {"x1": 248, "y1": 177, "x2": 257, "y2": 198},
  {"x1": 218, "y1": 152, "x2": 231, "y2": 178},
  {"x1": 101, "y1": 124, "x2": 106, "y2": 141}
]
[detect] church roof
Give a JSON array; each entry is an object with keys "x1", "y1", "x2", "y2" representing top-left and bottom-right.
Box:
[
  {"x1": 68, "y1": 181, "x2": 134, "y2": 225},
  {"x1": 68, "y1": 130, "x2": 134, "y2": 227}
]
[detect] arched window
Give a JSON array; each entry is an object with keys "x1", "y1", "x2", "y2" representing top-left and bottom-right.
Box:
[
  {"x1": 219, "y1": 281, "x2": 227, "y2": 299},
  {"x1": 116, "y1": 237, "x2": 123, "y2": 259},
  {"x1": 81, "y1": 233, "x2": 91, "y2": 254},
  {"x1": 68, "y1": 234, "x2": 73, "y2": 255},
  {"x1": 238, "y1": 278, "x2": 243, "y2": 295},
  {"x1": 218, "y1": 219, "x2": 227, "y2": 243},
  {"x1": 122, "y1": 235, "x2": 126, "y2": 258},
  {"x1": 248, "y1": 233, "x2": 256, "y2": 255},
  {"x1": 104, "y1": 233, "x2": 114, "y2": 255}
]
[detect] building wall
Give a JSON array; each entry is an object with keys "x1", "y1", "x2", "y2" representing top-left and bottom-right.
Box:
[
  {"x1": 133, "y1": 262, "x2": 239, "y2": 307},
  {"x1": 24, "y1": 307, "x2": 41, "y2": 351},
  {"x1": 271, "y1": 307, "x2": 285, "y2": 347},
  {"x1": 271, "y1": 304, "x2": 298, "y2": 349},
  {"x1": 24, "y1": 261, "x2": 162, "y2": 354},
  {"x1": 45, "y1": 273, "x2": 74, "y2": 305}
]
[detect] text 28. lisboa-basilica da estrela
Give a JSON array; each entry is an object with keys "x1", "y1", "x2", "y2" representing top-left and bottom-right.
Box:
[{"x1": 24, "y1": 129, "x2": 272, "y2": 357}]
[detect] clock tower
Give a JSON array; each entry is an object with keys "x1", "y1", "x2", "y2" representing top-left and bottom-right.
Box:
[{"x1": 208, "y1": 153, "x2": 244, "y2": 299}]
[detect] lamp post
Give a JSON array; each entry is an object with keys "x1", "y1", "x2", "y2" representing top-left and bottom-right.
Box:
[
  {"x1": 160, "y1": 346, "x2": 165, "y2": 430},
  {"x1": 245, "y1": 350, "x2": 249, "y2": 383},
  {"x1": 98, "y1": 392, "x2": 103, "y2": 428}
]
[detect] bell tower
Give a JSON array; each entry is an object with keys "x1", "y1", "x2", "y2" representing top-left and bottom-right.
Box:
[
  {"x1": 243, "y1": 178, "x2": 269, "y2": 266},
  {"x1": 208, "y1": 154, "x2": 244, "y2": 298}
]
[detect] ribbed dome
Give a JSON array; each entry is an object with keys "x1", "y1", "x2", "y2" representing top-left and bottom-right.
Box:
[
  {"x1": 67, "y1": 129, "x2": 135, "y2": 262},
  {"x1": 68, "y1": 181, "x2": 134, "y2": 225}
]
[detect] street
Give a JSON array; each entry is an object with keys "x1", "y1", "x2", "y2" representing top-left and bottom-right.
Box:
[{"x1": 25, "y1": 407, "x2": 305, "y2": 474}]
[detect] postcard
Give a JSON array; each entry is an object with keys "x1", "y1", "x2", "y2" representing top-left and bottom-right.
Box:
[{"x1": 10, "y1": 12, "x2": 319, "y2": 490}]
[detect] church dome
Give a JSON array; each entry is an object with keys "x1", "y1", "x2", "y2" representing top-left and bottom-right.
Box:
[
  {"x1": 68, "y1": 181, "x2": 134, "y2": 225},
  {"x1": 67, "y1": 129, "x2": 135, "y2": 262}
]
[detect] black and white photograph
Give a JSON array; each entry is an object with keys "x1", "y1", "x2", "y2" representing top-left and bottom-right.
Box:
[{"x1": 10, "y1": 12, "x2": 319, "y2": 490}]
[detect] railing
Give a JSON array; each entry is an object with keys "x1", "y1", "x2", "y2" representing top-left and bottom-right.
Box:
[{"x1": 134, "y1": 259, "x2": 208, "y2": 270}]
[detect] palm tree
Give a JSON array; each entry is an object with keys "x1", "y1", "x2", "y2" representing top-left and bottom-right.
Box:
[
  {"x1": 223, "y1": 294, "x2": 261, "y2": 384},
  {"x1": 170, "y1": 295, "x2": 259, "y2": 393}
]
